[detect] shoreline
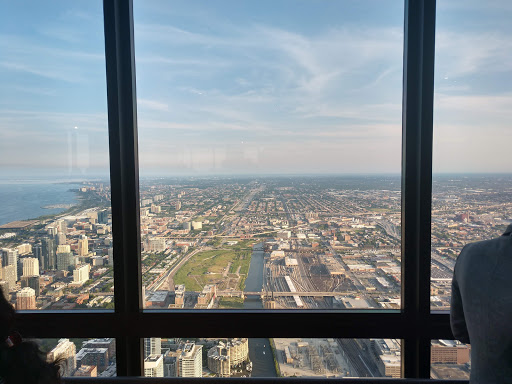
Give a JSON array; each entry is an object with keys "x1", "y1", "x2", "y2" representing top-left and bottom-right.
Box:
[{"x1": 0, "y1": 183, "x2": 107, "y2": 229}]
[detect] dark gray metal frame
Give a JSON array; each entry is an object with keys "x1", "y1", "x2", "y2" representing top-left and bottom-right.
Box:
[{"x1": 15, "y1": 0, "x2": 458, "y2": 381}]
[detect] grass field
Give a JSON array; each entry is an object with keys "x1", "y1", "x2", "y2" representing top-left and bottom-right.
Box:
[
  {"x1": 174, "y1": 246, "x2": 253, "y2": 292},
  {"x1": 218, "y1": 296, "x2": 244, "y2": 309}
]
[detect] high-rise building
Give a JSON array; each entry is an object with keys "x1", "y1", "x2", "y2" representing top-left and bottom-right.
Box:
[
  {"x1": 56, "y1": 245, "x2": 74, "y2": 271},
  {"x1": 164, "y1": 354, "x2": 178, "y2": 377},
  {"x1": 177, "y1": 343, "x2": 202, "y2": 378},
  {"x1": 73, "y1": 264, "x2": 91, "y2": 284},
  {"x1": 108, "y1": 248, "x2": 113, "y2": 265},
  {"x1": 76, "y1": 348, "x2": 109, "y2": 373},
  {"x1": 144, "y1": 354, "x2": 164, "y2": 377},
  {"x1": 22, "y1": 257, "x2": 39, "y2": 277},
  {"x1": 145, "y1": 338, "x2": 162, "y2": 358},
  {"x1": 1, "y1": 265, "x2": 16, "y2": 291},
  {"x1": 97, "y1": 209, "x2": 108, "y2": 224},
  {"x1": 74, "y1": 365, "x2": 97, "y2": 377},
  {"x1": 16, "y1": 287, "x2": 36, "y2": 310},
  {"x1": 207, "y1": 338, "x2": 249, "y2": 377},
  {"x1": 16, "y1": 243, "x2": 32, "y2": 255},
  {"x1": 173, "y1": 285, "x2": 185, "y2": 308},
  {"x1": 42, "y1": 237, "x2": 57, "y2": 270},
  {"x1": 33, "y1": 244, "x2": 43, "y2": 269},
  {"x1": 21, "y1": 275, "x2": 40, "y2": 296},
  {"x1": 47, "y1": 226, "x2": 58, "y2": 237},
  {"x1": 55, "y1": 219, "x2": 67, "y2": 233},
  {"x1": 147, "y1": 237, "x2": 165, "y2": 252},
  {"x1": 82, "y1": 338, "x2": 116, "y2": 359},
  {"x1": 47, "y1": 339, "x2": 76, "y2": 377},
  {"x1": 87, "y1": 211, "x2": 98, "y2": 224},
  {"x1": 56, "y1": 231, "x2": 67, "y2": 246},
  {"x1": 78, "y1": 235, "x2": 89, "y2": 256},
  {"x1": 92, "y1": 256, "x2": 104, "y2": 266},
  {"x1": 1, "y1": 248, "x2": 18, "y2": 281},
  {"x1": 431, "y1": 340, "x2": 470, "y2": 364}
]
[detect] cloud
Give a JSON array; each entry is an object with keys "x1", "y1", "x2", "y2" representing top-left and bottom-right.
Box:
[
  {"x1": 138, "y1": 99, "x2": 169, "y2": 112},
  {"x1": 0, "y1": 61, "x2": 84, "y2": 83},
  {"x1": 436, "y1": 31, "x2": 512, "y2": 79}
]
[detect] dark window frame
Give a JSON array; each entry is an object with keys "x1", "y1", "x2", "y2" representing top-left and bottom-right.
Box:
[{"x1": 16, "y1": 0, "x2": 457, "y2": 380}]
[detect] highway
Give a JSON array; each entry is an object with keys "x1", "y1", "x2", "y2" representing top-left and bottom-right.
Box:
[{"x1": 377, "y1": 219, "x2": 400, "y2": 240}]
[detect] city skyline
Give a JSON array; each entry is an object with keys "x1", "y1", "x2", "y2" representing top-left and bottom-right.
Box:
[{"x1": 0, "y1": 0, "x2": 511, "y2": 175}]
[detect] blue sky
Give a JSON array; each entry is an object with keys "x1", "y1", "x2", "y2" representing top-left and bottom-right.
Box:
[{"x1": 0, "y1": 0, "x2": 511, "y2": 177}]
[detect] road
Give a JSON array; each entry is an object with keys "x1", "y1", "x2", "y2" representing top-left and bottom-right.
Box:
[
  {"x1": 336, "y1": 339, "x2": 380, "y2": 378},
  {"x1": 149, "y1": 247, "x2": 205, "y2": 292},
  {"x1": 377, "y1": 219, "x2": 400, "y2": 240}
]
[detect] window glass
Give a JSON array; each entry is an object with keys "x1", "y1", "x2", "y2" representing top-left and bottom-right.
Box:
[
  {"x1": 0, "y1": 1, "x2": 114, "y2": 310},
  {"x1": 134, "y1": 0, "x2": 404, "y2": 310},
  {"x1": 431, "y1": 0, "x2": 512, "y2": 309},
  {"x1": 143, "y1": 338, "x2": 401, "y2": 378}
]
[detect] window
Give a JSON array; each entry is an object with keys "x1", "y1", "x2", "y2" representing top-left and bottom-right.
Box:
[
  {"x1": 431, "y1": 0, "x2": 512, "y2": 309},
  {"x1": 8, "y1": 0, "x2": 476, "y2": 380},
  {"x1": 0, "y1": 0, "x2": 114, "y2": 312},
  {"x1": 134, "y1": 0, "x2": 404, "y2": 312}
]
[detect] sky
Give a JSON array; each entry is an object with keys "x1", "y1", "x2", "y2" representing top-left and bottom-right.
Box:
[{"x1": 0, "y1": 0, "x2": 511, "y2": 178}]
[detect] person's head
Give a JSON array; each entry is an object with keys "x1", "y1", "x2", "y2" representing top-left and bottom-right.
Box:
[
  {"x1": 0, "y1": 289, "x2": 15, "y2": 341},
  {"x1": 0, "y1": 288, "x2": 62, "y2": 384}
]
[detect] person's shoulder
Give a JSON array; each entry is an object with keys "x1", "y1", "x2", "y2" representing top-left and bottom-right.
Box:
[
  {"x1": 458, "y1": 235, "x2": 511, "y2": 259},
  {"x1": 470, "y1": 234, "x2": 509, "y2": 247}
]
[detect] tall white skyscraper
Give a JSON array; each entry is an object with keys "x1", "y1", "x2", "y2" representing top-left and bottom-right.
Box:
[
  {"x1": 47, "y1": 339, "x2": 76, "y2": 377},
  {"x1": 22, "y1": 257, "x2": 39, "y2": 277},
  {"x1": 144, "y1": 338, "x2": 162, "y2": 358},
  {"x1": 73, "y1": 264, "x2": 91, "y2": 283},
  {"x1": 144, "y1": 354, "x2": 164, "y2": 377},
  {"x1": 178, "y1": 343, "x2": 202, "y2": 378}
]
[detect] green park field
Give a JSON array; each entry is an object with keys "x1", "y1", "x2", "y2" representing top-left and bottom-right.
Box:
[{"x1": 174, "y1": 244, "x2": 253, "y2": 292}]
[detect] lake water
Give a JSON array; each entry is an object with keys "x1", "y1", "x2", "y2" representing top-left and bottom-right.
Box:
[
  {"x1": 0, "y1": 181, "x2": 79, "y2": 225},
  {"x1": 245, "y1": 243, "x2": 278, "y2": 378}
]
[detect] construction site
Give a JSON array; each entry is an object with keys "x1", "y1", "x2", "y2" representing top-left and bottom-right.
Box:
[{"x1": 273, "y1": 338, "x2": 356, "y2": 378}]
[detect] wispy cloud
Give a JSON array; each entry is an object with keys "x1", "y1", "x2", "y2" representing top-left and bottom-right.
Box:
[
  {"x1": 436, "y1": 31, "x2": 512, "y2": 78},
  {"x1": 138, "y1": 99, "x2": 169, "y2": 112},
  {"x1": 0, "y1": 61, "x2": 85, "y2": 83}
]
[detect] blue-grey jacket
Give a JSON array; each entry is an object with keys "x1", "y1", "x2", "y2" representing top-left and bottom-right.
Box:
[{"x1": 451, "y1": 224, "x2": 512, "y2": 383}]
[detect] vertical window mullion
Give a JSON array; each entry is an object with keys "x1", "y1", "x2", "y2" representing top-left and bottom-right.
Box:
[
  {"x1": 103, "y1": 0, "x2": 143, "y2": 376},
  {"x1": 401, "y1": 0, "x2": 436, "y2": 378}
]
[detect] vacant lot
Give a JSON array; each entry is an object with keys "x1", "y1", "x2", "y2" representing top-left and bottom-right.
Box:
[
  {"x1": 174, "y1": 247, "x2": 252, "y2": 292},
  {"x1": 218, "y1": 296, "x2": 244, "y2": 309}
]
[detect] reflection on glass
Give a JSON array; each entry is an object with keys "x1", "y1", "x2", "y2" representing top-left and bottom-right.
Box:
[
  {"x1": 143, "y1": 338, "x2": 401, "y2": 378},
  {"x1": 35, "y1": 338, "x2": 117, "y2": 377},
  {"x1": 431, "y1": 0, "x2": 512, "y2": 309},
  {"x1": 430, "y1": 340, "x2": 470, "y2": 380},
  {"x1": 0, "y1": 1, "x2": 113, "y2": 310},
  {"x1": 135, "y1": 0, "x2": 404, "y2": 310}
]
